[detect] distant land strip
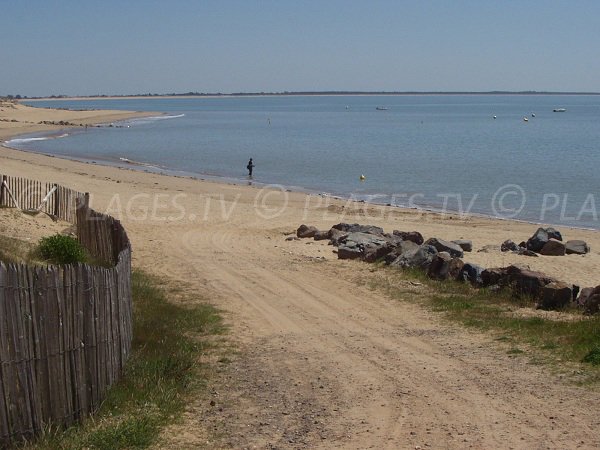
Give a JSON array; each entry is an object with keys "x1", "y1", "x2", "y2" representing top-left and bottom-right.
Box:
[{"x1": 4, "y1": 90, "x2": 600, "y2": 100}]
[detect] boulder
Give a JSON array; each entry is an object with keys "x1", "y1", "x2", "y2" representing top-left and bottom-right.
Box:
[
  {"x1": 458, "y1": 263, "x2": 485, "y2": 285},
  {"x1": 506, "y1": 265, "x2": 557, "y2": 299},
  {"x1": 481, "y1": 267, "x2": 509, "y2": 287},
  {"x1": 297, "y1": 224, "x2": 318, "y2": 238},
  {"x1": 332, "y1": 223, "x2": 384, "y2": 235},
  {"x1": 539, "y1": 281, "x2": 572, "y2": 310},
  {"x1": 392, "y1": 230, "x2": 424, "y2": 245},
  {"x1": 337, "y1": 232, "x2": 392, "y2": 262},
  {"x1": 577, "y1": 286, "x2": 600, "y2": 315},
  {"x1": 480, "y1": 264, "x2": 556, "y2": 299},
  {"x1": 424, "y1": 238, "x2": 464, "y2": 258},
  {"x1": 452, "y1": 239, "x2": 472, "y2": 252},
  {"x1": 516, "y1": 248, "x2": 539, "y2": 257},
  {"x1": 313, "y1": 230, "x2": 331, "y2": 241},
  {"x1": 390, "y1": 244, "x2": 438, "y2": 270},
  {"x1": 427, "y1": 252, "x2": 452, "y2": 280},
  {"x1": 565, "y1": 240, "x2": 590, "y2": 255},
  {"x1": 329, "y1": 228, "x2": 349, "y2": 246},
  {"x1": 448, "y1": 257, "x2": 465, "y2": 280},
  {"x1": 540, "y1": 238, "x2": 566, "y2": 256},
  {"x1": 501, "y1": 239, "x2": 519, "y2": 252},
  {"x1": 526, "y1": 227, "x2": 563, "y2": 253},
  {"x1": 384, "y1": 240, "x2": 420, "y2": 265}
]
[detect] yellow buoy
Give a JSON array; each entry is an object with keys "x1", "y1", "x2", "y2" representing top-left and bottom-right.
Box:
[{"x1": 359, "y1": 174, "x2": 366, "y2": 181}]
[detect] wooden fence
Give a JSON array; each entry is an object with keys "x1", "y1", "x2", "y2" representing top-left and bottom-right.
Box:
[{"x1": 0, "y1": 174, "x2": 133, "y2": 446}]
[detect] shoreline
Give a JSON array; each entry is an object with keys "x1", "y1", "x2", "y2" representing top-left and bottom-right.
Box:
[{"x1": 2, "y1": 102, "x2": 599, "y2": 234}]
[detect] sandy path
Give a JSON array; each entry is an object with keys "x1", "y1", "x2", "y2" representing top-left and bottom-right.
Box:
[{"x1": 1, "y1": 142, "x2": 599, "y2": 448}]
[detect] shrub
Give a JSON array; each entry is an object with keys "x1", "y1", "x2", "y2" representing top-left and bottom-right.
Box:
[{"x1": 37, "y1": 234, "x2": 87, "y2": 265}]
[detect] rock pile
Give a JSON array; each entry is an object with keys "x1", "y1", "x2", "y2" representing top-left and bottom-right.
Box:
[{"x1": 293, "y1": 223, "x2": 598, "y2": 314}]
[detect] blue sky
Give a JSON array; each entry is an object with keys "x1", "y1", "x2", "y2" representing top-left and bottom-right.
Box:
[{"x1": 2, "y1": 0, "x2": 599, "y2": 96}]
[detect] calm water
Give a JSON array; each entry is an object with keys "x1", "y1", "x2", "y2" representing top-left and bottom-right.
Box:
[{"x1": 11, "y1": 95, "x2": 600, "y2": 229}]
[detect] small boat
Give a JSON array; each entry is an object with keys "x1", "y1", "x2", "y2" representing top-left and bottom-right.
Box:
[
  {"x1": 375, "y1": 106, "x2": 389, "y2": 111},
  {"x1": 523, "y1": 117, "x2": 529, "y2": 122},
  {"x1": 553, "y1": 108, "x2": 566, "y2": 112}
]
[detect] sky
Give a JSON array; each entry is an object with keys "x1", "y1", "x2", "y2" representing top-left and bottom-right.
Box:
[{"x1": 1, "y1": 0, "x2": 599, "y2": 97}]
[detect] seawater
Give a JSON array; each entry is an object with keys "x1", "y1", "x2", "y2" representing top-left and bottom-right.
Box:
[{"x1": 11, "y1": 95, "x2": 600, "y2": 229}]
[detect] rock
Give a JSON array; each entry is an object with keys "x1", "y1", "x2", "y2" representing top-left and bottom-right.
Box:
[
  {"x1": 452, "y1": 239, "x2": 472, "y2": 252},
  {"x1": 328, "y1": 228, "x2": 349, "y2": 246},
  {"x1": 539, "y1": 281, "x2": 572, "y2": 310},
  {"x1": 481, "y1": 267, "x2": 509, "y2": 287},
  {"x1": 501, "y1": 239, "x2": 519, "y2": 252},
  {"x1": 392, "y1": 230, "x2": 424, "y2": 245},
  {"x1": 424, "y1": 238, "x2": 464, "y2": 258},
  {"x1": 332, "y1": 223, "x2": 384, "y2": 235},
  {"x1": 517, "y1": 248, "x2": 539, "y2": 257},
  {"x1": 313, "y1": 230, "x2": 330, "y2": 241},
  {"x1": 337, "y1": 232, "x2": 393, "y2": 262},
  {"x1": 390, "y1": 244, "x2": 438, "y2": 270},
  {"x1": 427, "y1": 252, "x2": 452, "y2": 280},
  {"x1": 565, "y1": 240, "x2": 590, "y2": 255},
  {"x1": 297, "y1": 224, "x2": 318, "y2": 238},
  {"x1": 448, "y1": 257, "x2": 465, "y2": 280},
  {"x1": 540, "y1": 238, "x2": 566, "y2": 256},
  {"x1": 458, "y1": 263, "x2": 485, "y2": 285},
  {"x1": 577, "y1": 286, "x2": 600, "y2": 314},
  {"x1": 526, "y1": 227, "x2": 563, "y2": 253},
  {"x1": 384, "y1": 240, "x2": 420, "y2": 265},
  {"x1": 506, "y1": 265, "x2": 557, "y2": 299}
]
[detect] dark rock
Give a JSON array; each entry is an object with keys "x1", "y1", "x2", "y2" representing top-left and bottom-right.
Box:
[
  {"x1": 565, "y1": 240, "x2": 590, "y2": 255},
  {"x1": 313, "y1": 230, "x2": 331, "y2": 241},
  {"x1": 572, "y1": 285, "x2": 580, "y2": 302},
  {"x1": 506, "y1": 265, "x2": 557, "y2": 299},
  {"x1": 480, "y1": 264, "x2": 555, "y2": 299},
  {"x1": 452, "y1": 239, "x2": 472, "y2": 252},
  {"x1": 458, "y1": 263, "x2": 485, "y2": 285},
  {"x1": 539, "y1": 281, "x2": 572, "y2": 310},
  {"x1": 332, "y1": 223, "x2": 384, "y2": 235},
  {"x1": 526, "y1": 227, "x2": 563, "y2": 253},
  {"x1": 427, "y1": 252, "x2": 452, "y2": 280},
  {"x1": 481, "y1": 267, "x2": 509, "y2": 287},
  {"x1": 448, "y1": 257, "x2": 465, "y2": 280},
  {"x1": 297, "y1": 224, "x2": 318, "y2": 238},
  {"x1": 392, "y1": 230, "x2": 424, "y2": 245},
  {"x1": 540, "y1": 238, "x2": 566, "y2": 256},
  {"x1": 424, "y1": 238, "x2": 464, "y2": 258},
  {"x1": 390, "y1": 244, "x2": 438, "y2": 270},
  {"x1": 329, "y1": 228, "x2": 349, "y2": 246},
  {"x1": 501, "y1": 239, "x2": 519, "y2": 252},
  {"x1": 384, "y1": 240, "x2": 420, "y2": 265},
  {"x1": 337, "y1": 232, "x2": 392, "y2": 262},
  {"x1": 517, "y1": 248, "x2": 539, "y2": 257},
  {"x1": 578, "y1": 286, "x2": 600, "y2": 314},
  {"x1": 518, "y1": 241, "x2": 527, "y2": 248}
]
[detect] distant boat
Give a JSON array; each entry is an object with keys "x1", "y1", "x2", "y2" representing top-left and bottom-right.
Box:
[
  {"x1": 553, "y1": 108, "x2": 566, "y2": 112},
  {"x1": 375, "y1": 106, "x2": 389, "y2": 111},
  {"x1": 523, "y1": 117, "x2": 529, "y2": 122}
]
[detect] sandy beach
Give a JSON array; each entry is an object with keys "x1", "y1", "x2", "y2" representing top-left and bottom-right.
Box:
[{"x1": 2, "y1": 103, "x2": 600, "y2": 448}]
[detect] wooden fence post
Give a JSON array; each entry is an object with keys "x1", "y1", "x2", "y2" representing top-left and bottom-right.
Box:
[
  {"x1": 0, "y1": 175, "x2": 6, "y2": 206},
  {"x1": 52, "y1": 184, "x2": 59, "y2": 218}
]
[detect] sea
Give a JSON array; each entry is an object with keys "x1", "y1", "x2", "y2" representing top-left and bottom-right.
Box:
[{"x1": 8, "y1": 94, "x2": 600, "y2": 230}]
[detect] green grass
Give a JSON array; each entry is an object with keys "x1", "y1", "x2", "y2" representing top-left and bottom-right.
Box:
[
  {"x1": 364, "y1": 265, "x2": 600, "y2": 381},
  {"x1": 20, "y1": 270, "x2": 225, "y2": 449}
]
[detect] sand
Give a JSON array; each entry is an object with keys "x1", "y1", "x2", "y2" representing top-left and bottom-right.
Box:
[{"x1": 2, "y1": 103, "x2": 600, "y2": 449}]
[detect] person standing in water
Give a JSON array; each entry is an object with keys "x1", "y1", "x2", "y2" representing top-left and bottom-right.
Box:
[{"x1": 247, "y1": 158, "x2": 255, "y2": 176}]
